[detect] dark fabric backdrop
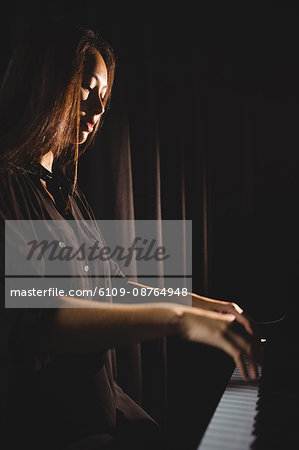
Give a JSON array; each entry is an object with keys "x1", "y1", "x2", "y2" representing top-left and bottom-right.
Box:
[{"x1": 1, "y1": 2, "x2": 299, "y2": 448}]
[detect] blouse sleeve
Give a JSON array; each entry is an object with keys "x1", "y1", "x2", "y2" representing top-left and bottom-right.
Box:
[{"x1": 0, "y1": 172, "x2": 55, "y2": 371}]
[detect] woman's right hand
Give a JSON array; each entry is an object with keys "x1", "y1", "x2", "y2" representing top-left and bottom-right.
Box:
[{"x1": 176, "y1": 307, "x2": 261, "y2": 380}]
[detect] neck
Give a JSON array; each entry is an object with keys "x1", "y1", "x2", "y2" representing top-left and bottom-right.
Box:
[{"x1": 40, "y1": 151, "x2": 54, "y2": 172}]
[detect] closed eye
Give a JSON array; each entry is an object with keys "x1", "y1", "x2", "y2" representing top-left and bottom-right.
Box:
[
  {"x1": 82, "y1": 85, "x2": 105, "y2": 101},
  {"x1": 82, "y1": 85, "x2": 92, "y2": 92}
]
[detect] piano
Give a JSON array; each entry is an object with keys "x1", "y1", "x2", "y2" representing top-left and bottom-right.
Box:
[{"x1": 198, "y1": 315, "x2": 299, "y2": 449}]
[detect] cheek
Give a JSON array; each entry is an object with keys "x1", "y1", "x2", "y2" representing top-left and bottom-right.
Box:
[
  {"x1": 80, "y1": 91, "x2": 89, "y2": 115},
  {"x1": 80, "y1": 87, "x2": 88, "y2": 102}
]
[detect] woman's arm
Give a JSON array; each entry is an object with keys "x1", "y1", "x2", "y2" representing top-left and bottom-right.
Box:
[
  {"x1": 128, "y1": 280, "x2": 255, "y2": 335},
  {"x1": 37, "y1": 295, "x2": 261, "y2": 381}
]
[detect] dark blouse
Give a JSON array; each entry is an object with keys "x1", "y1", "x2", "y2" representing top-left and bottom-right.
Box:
[{"x1": 0, "y1": 162, "x2": 161, "y2": 450}]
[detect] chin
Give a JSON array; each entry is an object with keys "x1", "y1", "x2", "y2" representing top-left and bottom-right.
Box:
[{"x1": 78, "y1": 131, "x2": 89, "y2": 144}]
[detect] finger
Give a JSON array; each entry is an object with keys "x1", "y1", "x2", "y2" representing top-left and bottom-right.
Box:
[
  {"x1": 244, "y1": 354, "x2": 259, "y2": 380},
  {"x1": 219, "y1": 302, "x2": 254, "y2": 335},
  {"x1": 230, "y1": 318, "x2": 262, "y2": 352},
  {"x1": 225, "y1": 328, "x2": 260, "y2": 379},
  {"x1": 221, "y1": 339, "x2": 250, "y2": 380},
  {"x1": 242, "y1": 313, "x2": 261, "y2": 337},
  {"x1": 235, "y1": 355, "x2": 252, "y2": 381},
  {"x1": 232, "y1": 346, "x2": 258, "y2": 381},
  {"x1": 240, "y1": 353, "x2": 259, "y2": 380},
  {"x1": 230, "y1": 308, "x2": 254, "y2": 335}
]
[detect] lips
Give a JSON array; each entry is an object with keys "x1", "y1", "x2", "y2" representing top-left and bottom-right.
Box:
[{"x1": 80, "y1": 121, "x2": 96, "y2": 133}]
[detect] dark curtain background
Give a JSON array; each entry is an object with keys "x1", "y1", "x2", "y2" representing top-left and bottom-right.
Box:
[{"x1": 1, "y1": 2, "x2": 299, "y2": 448}]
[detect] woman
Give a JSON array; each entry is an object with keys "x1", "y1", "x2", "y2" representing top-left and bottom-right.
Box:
[{"x1": 0, "y1": 21, "x2": 260, "y2": 450}]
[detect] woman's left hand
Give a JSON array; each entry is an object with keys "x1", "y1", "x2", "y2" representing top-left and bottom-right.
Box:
[{"x1": 191, "y1": 293, "x2": 255, "y2": 336}]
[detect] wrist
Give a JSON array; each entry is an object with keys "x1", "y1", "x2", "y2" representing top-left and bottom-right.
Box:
[{"x1": 167, "y1": 305, "x2": 186, "y2": 337}]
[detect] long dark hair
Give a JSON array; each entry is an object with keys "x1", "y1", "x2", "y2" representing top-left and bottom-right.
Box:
[{"x1": 0, "y1": 20, "x2": 115, "y2": 191}]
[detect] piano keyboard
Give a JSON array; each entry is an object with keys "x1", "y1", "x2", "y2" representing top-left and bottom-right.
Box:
[
  {"x1": 198, "y1": 365, "x2": 260, "y2": 449},
  {"x1": 197, "y1": 316, "x2": 299, "y2": 450}
]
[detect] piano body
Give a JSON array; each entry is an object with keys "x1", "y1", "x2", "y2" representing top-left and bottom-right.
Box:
[{"x1": 197, "y1": 316, "x2": 299, "y2": 450}]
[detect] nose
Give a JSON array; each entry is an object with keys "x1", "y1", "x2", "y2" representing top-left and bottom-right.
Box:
[{"x1": 90, "y1": 91, "x2": 105, "y2": 116}]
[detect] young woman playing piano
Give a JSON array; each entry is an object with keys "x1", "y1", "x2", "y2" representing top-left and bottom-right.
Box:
[{"x1": 0, "y1": 21, "x2": 261, "y2": 450}]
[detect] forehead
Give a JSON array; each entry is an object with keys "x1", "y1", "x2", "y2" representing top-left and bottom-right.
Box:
[{"x1": 84, "y1": 49, "x2": 108, "y2": 84}]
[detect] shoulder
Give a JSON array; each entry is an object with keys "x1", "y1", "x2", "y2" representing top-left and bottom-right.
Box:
[
  {"x1": 0, "y1": 162, "x2": 18, "y2": 199},
  {"x1": 0, "y1": 162, "x2": 32, "y2": 219},
  {"x1": 0, "y1": 161, "x2": 29, "y2": 185}
]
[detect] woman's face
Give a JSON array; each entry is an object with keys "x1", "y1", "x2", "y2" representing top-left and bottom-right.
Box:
[{"x1": 79, "y1": 49, "x2": 108, "y2": 144}]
